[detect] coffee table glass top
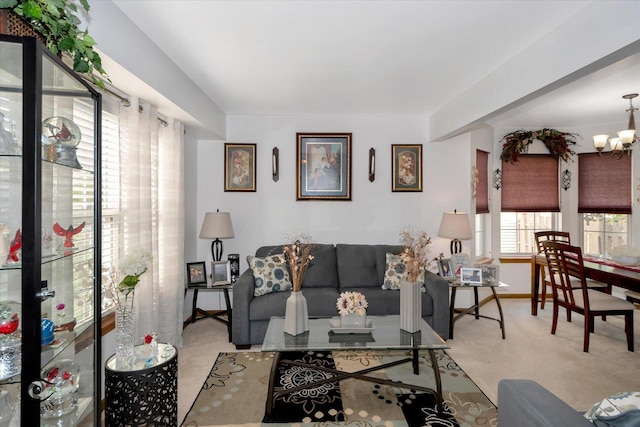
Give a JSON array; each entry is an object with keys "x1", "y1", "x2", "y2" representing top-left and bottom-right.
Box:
[{"x1": 262, "y1": 315, "x2": 449, "y2": 352}]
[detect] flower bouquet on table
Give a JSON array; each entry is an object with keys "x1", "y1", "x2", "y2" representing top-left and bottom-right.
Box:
[
  {"x1": 609, "y1": 245, "x2": 640, "y2": 266},
  {"x1": 336, "y1": 291, "x2": 368, "y2": 329}
]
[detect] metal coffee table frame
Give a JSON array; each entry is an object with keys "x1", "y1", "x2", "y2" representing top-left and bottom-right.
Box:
[{"x1": 261, "y1": 315, "x2": 450, "y2": 418}]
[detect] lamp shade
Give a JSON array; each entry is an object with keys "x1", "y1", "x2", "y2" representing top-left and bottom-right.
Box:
[
  {"x1": 199, "y1": 212, "x2": 235, "y2": 239},
  {"x1": 437, "y1": 211, "x2": 472, "y2": 240}
]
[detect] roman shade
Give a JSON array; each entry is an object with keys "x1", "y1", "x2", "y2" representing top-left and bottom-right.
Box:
[
  {"x1": 476, "y1": 150, "x2": 489, "y2": 214},
  {"x1": 501, "y1": 155, "x2": 560, "y2": 212},
  {"x1": 578, "y1": 153, "x2": 631, "y2": 214}
]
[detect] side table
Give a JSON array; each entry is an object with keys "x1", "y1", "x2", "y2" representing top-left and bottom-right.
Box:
[
  {"x1": 105, "y1": 343, "x2": 178, "y2": 426},
  {"x1": 448, "y1": 280, "x2": 508, "y2": 340},
  {"x1": 184, "y1": 282, "x2": 233, "y2": 341}
]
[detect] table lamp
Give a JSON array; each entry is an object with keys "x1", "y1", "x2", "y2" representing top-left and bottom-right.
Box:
[
  {"x1": 199, "y1": 210, "x2": 235, "y2": 261},
  {"x1": 437, "y1": 210, "x2": 472, "y2": 254}
]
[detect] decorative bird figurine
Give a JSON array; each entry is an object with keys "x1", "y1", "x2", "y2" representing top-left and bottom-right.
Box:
[
  {"x1": 6, "y1": 229, "x2": 21, "y2": 263},
  {"x1": 44, "y1": 122, "x2": 76, "y2": 144},
  {"x1": 53, "y1": 222, "x2": 85, "y2": 248},
  {"x1": 0, "y1": 313, "x2": 19, "y2": 335}
]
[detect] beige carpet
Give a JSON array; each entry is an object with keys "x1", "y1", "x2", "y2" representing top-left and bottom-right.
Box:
[{"x1": 177, "y1": 298, "x2": 640, "y2": 421}]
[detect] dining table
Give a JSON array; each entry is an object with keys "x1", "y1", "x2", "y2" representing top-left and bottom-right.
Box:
[{"x1": 530, "y1": 253, "x2": 640, "y2": 315}]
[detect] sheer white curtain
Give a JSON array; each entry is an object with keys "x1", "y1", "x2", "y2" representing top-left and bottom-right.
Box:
[{"x1": 117, "y1": 97, "x2": 185, "y2": 347}]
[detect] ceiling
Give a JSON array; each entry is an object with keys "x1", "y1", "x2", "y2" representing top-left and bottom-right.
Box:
[{"x1": 109, "y1": 1, "x2": 640, "y2": 134}]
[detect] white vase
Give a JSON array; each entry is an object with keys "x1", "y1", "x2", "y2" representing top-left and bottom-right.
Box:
[
  {"x1": 340, "y1": 313, "x2": 366, "y2": 328},
  {"x1": 284, "y1": 290, "x2": 309, "y2": 336},
  {"x1": 400, "y1": 281, "x2": 422, "y2": 333}
]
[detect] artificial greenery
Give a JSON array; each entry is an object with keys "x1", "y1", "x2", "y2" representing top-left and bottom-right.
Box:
[
  {"x1": 0, "y1": 0, "x2": 108, "y2": 87},
  {"x1": 500, "y1": 128, "x2": 579, "y2": 164}
]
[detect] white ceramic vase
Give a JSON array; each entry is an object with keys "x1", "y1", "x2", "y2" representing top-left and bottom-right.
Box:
[
  {"x1": 400, "y1": 281, "x2": 422, "y2": 333},
  {"x1": 284, "y1": 290, "x2": 309, "y2": 336},
  {"x1": 340, "y1": 313, "x2": 366, "y2": 328}
]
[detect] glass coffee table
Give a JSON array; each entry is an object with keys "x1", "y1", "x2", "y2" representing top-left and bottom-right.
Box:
[{"x1": 262, "y1": 315, "x2": 450, "y2": 417}]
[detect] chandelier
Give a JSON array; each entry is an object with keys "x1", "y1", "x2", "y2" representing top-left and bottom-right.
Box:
[{"x1": 593, "y1": 93, "x2": 639, "y2": 158}]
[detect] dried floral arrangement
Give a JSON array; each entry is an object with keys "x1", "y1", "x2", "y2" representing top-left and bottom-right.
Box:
[
  {"x1": 282, "y1": 234, "x2": 315, "y2": 292},
  {"x1": 399, "y1": 228, "x2": 433, "y2": 282},
  {"x1": 500, "y1": 128, "x2": 578, "y2": 164}
]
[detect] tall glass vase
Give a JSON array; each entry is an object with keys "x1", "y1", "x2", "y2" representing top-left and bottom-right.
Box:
[{"x1": 115, "y1": 290, "x2": 136, "y2": 369}]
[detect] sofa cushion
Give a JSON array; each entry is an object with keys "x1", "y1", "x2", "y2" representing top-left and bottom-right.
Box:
[
  {"x1": 253, "y1": 244, "x2": 338, "y2": 289},
  {"x1": 336, "y1": 244, "x2": 405, "y2": 288},
  {"x1": 247, "y1": 254, "x2": 292, "y2": 296},
  {"x1": 585, "y1": 391, "x2": 640, "y2": 426},
  {"x1": 249, "y1": 287, "x2": 341, "y2": 320},
  {"x1": 382, "y1": 252, "x2": 426, "y2": 290},
  {"x1": 302, "y1": 244, "x2": 338, "y2": 288}
]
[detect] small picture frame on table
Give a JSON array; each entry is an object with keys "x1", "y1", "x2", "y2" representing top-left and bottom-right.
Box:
[
  {"x1": 477, "y1": 264, "x2": 499, "y2": 283},
  {"x1": 461, "y1": 267, "x2": 483, "y2": 285},
  {"x1": 450, "y1": 253, "x2": 471, "y2": 276},
  {"x1": 187, "y1": 262, "x2": 207, "y2": 286},
  {"x1": 438, "y1": 258, "x2": 453, "y2": 278},
  {"x1": 211, "y1": 261, "x2": 231, "y2": 286}
]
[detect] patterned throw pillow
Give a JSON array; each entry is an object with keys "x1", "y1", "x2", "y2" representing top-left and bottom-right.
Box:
[
  {"x1": 382, "y1": 252, "x2": 425, "y2": 290},
  {"x1": 584, "y1": 391, "x2": 640, "y2": 426},
  {"x1": 247, "y1": 254, "x2": 292, "y2": 297}
]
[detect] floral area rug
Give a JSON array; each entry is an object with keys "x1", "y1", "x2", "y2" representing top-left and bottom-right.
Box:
[{"x1": 181, "y1": 350, "x2": 498, "y2": 427}]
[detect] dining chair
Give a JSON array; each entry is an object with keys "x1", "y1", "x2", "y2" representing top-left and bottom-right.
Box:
[
  {"x1": 541, "y1": 241, "x2": 634, "y2": 352},
  {"x1": 534, "y1": 231, "x2": 611, "y2": 311}
]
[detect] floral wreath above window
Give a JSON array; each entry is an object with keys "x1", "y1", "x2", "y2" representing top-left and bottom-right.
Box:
[{"x1": 500, "y1": 128, "x2": 579, "y2": 164}]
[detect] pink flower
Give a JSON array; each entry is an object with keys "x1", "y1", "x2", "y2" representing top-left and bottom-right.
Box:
[{"x1": 56, "y1": 303, "x2": 65, "y2": 311}]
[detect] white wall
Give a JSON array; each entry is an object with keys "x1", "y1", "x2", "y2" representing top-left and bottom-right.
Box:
[{"x1": 186, "y1": 114, "x2": 473, "y2": 312}]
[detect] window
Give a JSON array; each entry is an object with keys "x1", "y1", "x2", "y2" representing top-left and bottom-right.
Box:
[
  {"x1": 583, "y1": 214, "x2": 628, "y2": 256},
  {"x1": 475, "y1": 214, "x2": 488, "y2": 258},
  {"x1": 500, "y1": 212, "x2": 560, "y2": 254},
  {"x1": 500, "y1": 155, "x2": 560, "y2": 255},
  {"x1": 579, "y1": 153, "x2": 631, "y2": 257}
]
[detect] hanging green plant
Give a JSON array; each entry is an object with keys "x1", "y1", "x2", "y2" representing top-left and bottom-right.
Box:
[
  {"x1": 0, "y1": 0, "x2": 109, "y2": 88},
  {"x1": 500, "y1": 128, "x2": 579, "y2": 164}
]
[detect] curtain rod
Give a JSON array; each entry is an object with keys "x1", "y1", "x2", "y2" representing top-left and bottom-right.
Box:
[{"x1": 80, "y1": 75, "x2": 168, "y2": 127}]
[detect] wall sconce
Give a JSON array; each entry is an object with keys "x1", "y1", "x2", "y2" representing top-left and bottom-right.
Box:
[
  {"x1": 272, "y1": 147, "x2": 279, "y2": 182},
  {"x1": 492, "y1": 168, "x2": 502, "y2": 190},
  {"x1": 561, "y1": 169, "x2": 571, "y2": 191},
  {"x1": 369, "y1": 148, "x2": 375, "y2": 182}
]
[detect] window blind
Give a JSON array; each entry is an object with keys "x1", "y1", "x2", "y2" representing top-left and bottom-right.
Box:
[
  {"x1": 501, "y1": 154, "x2": 559, "y2": 212},
  {"x1": 476, "y1": 150, "x2": 489, "y2": 214},
  {"x1": 578, "y1": 152, "x2": 631, "y2": 214}
]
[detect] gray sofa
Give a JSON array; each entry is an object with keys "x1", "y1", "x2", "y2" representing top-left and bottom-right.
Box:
[
  {"x1": 232, "y1": 243, "x2": 450, "y2": 349},
  {"x1": 498, "y1": 379, "x2": 592, "y2": 426}
]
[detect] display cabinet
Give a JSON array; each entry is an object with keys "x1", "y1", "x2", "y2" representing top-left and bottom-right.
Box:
[{"x1": 0, "y1": 35, "x2": 101, "y2": 425}]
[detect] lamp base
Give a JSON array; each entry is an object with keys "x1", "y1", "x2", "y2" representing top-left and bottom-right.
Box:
[
  {"x1": 450, "y1": 239, "x2": 462, "y2": 254},
  {"x1": 211, "y1": 239, "x2": 224, "y2": 262}
]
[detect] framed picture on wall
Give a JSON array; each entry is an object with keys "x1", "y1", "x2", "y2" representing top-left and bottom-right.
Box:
[
  {"x1": 224, "y1": 143, "x2": 257, "y2": 192},
  {"x1": 392, "y1": 144, "x2": 423, "y2": 192},
  {"x1": 186, "y1": 262, "x2": 207, "y2": 286},
  {"x1": 296, "y1": 133, "x2": 352, "y2": 200}
]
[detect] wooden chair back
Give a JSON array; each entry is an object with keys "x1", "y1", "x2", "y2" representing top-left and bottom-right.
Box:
[
  {"x1": 540, "y1": 241, "x2": 588, "y2": 310},
  {"x1": 534, "y1": 230, "x2": 571, "y2": 255}
]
